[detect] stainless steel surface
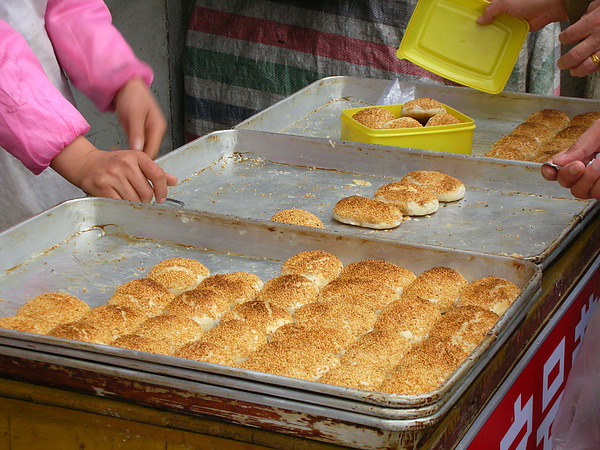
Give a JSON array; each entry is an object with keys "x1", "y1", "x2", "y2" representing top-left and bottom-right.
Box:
[
  {"x1": 235, "y1": 76, "x2": 600, "y2": 157},
  {"x1": 0, "y1": 199, "x2": 540, "y2": 420},
  {"x1": 156, "y1": 129, "x2": 598, "y2": 268}
]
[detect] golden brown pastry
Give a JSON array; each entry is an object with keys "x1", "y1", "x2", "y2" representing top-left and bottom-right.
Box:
[
  {"x1": 382, "y1": 117, "x2": 423, "y2": 129},
  {"x1": 163, "y1": 287, "x2": 231, "y2": 331},
  {"x1": 270, "y1": 208, "x2": 324, "y2": 229},
  {"x1": 430, "y1": 305, "x2": 499, "y2": 353},
  {"x1": 255, "y1": 274, "x2": 319, "y2": 313},
  {"x1": 490, "y1": 134, "x2": 540, "y2": 161},
  {"x1": 379, "y1": 336, "x2": 469, "y2": 395},
  {"x1": 511, "y1": 121, "x2": 555, "y2": 145},
  {"x1": 270, "y1": 321, "x2": 356, "y2": 355},
  {"x1": 554, "y1": 125, "x2": 586, "y2": 141},
  {"x1": 400, "y1": 171, "x2": 465, "y2": 202},
  {"x1": 318, "y1": 363, "x2": 388, "y2": 391},
  {"x1": 567, "y1": 111, "x2": 600, "y2": 129},
  {"x1": 484, "y1": 146, "x2": 529, "y2": 161},
  {"x1": 374, "y1": 181, "x2": 439, "y2": 216},
  {"x1": 374, "y1": 297, "x2": 442, "y2": 343},
  {"x1": 17, "y1": 292, "x2": 90, "y2": 332},
  {"x1": 111, "y1": 334, "x2": 173, "y2": 355},
  {"x1": 0, "y1": 315, "x2": 47, "y2": 334},
  {"x1": 146, "y1": 257, "x2": 210, "y2": 296},
  {"x1": 220, "y1": 300, "x2": 293, "y2": 335},
  {"x1": 458, "y1": 276, "x2": 521, "y2": 316},
  {"x1": 401, "y1": 98, "x2": 447, "y2": 124},
  {"x1": 402, "y1": 266, "x2": 467, "y2": 312},
  {"x1": 280, "y1": 250, "x2": 343, "y2": 290},
  {"x1": 332, "y1": 196, "x2": 403, "y2": 229},
  {"x1": 79, "y1": 304, "x2": 147, "y2": 341},
  {"x1": 526, "y1": 109, "x2": 570, "y2": 132},
  {"x1": 294, "y1": 300, "x2": 378, "y2": 337},
  {"x1": 426, "y1": 113, "x2": 461, "y2": 126},
  {"x1": 197, "y1": 272, "x2": 263, "y2": 308},
  {"x1": 317, "y1": 277, "x2": 400, "y2": 312},
  {"x1": 339, "y1": 328, "x2": 411, "y2": 370},
  {"x1": 173, "y1": 341, "x2": 236, "y2": 366},
  {"x1": 48, "y1": 320, "x2": 112, "y2": 344},
  {"x1": 135, "y1": 314, "x2": 204, "y2": 351},
  {"x1": 530, "y1": 138, "x2": 574, "y2": 163},
  {"x1": 199, "y1": 318, "x2": 268, "y2": 362},
  {"x1": 239, "y1": 340, "x2": 340, "y2": 381},
  {"x1": 108, "y1": 278, "x2": 175, "y2": 318},
  {"x1": 337, "y1": 259, "x2": 416, "y2": 295},
  {"x1": 352, "y1": 107, "x2": 395, "y2": 129}
]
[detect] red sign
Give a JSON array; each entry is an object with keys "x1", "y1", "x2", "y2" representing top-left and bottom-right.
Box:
[{"x1": 465, "y1": 260, "x2": 600, "y2": 450}]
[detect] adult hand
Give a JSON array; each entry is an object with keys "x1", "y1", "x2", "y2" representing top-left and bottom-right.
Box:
[
  {"x1": 541, "y1": 120, "x2": 600, "y2": 200},
  {"x1": 558, "y1": 1, "x2": 600, "y2": 76},
  {"x1": 113, "y1": 78, "x2": 167, "y2": 159},
  {"x1": 51, "y1": 136, "x2": 178, "y2": 203},
  {"x1": 476, "y1": 0, "x2": 568, "y2": 32}
]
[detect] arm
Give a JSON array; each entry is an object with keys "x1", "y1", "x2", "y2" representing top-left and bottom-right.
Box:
[
  {"x1": 45, "y1": 0, "x2": 165, "y2": 158},
  {"x1": 0, "y1": 18, "x2": 89, "y2": 175},
  {"x1": 0, "y1": 17, "x2": 176, "y2": 203}
]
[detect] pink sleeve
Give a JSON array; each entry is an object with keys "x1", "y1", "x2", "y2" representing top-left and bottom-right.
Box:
[
  {"x1": 45, "y1": 0, "x2": 154, "y2": 112},
  {"x1": 0, "y1": 19, "x2": 90, "y2": 175}
]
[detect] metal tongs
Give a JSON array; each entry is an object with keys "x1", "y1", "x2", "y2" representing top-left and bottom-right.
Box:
[
  {"x1": 153, "y1": 198, "x2": 185, "y2": 208},
  {"x1": 542, "y1": 162, "x2": 562, "y2": 171}
]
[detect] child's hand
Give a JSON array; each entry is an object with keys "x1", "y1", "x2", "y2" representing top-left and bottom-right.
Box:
[
  {"x1": 50, "y1": 136, "x2": 177, "y2": 203},
  {"x1": 113, "y1": 78, "x2": 167, "y2": 159}
]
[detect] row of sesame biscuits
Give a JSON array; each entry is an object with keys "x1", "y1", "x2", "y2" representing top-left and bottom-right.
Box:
[
  {"x1": 351, "y1": 98, "x2": 462, "y2": 130},
  {"x1": 269, "y1": 170, "x2": 466, "y2": 231},
  {"x1": 0, "y1": 252, "x2": 521, "y2": 396},
  {"x1": 331, "y1": 170, "x2": 466, "y2": 230},
  {"x1": 485, "y1": 109, "x2": 600, "y2": 163}
]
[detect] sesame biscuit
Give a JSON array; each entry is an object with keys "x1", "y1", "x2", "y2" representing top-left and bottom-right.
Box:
[
  {"x1": 146, "y1": 257, "x2": 210, "y2": 296},
  {"x1": 17, "y1": 292, "x2": 90, "y2": 332},
  {"x1": 400, "y1": 171, "x2": 465, "y2": 202},
  {"x1": 108, "y1": 278, "x2": 175, "y2": 318},
  {"x1": 374, "y1": 181, "x2": 439, "y2": 216},
  {"x1": 333, "y1": 196, "x2": 403, "y2": 229},
  {"x1": 458, "y1": 276, "x2": 521, "y2": 316},
  {"x1": 402, "y1": 267, "x2": 467, "y2": 312},
  {"x1": 255, "y1": 274, "x2": 318, "y2": 313},
  {"x1": 270, "y1": 208, "x2": 324, "y2": 229},
  {"x1": 337, "y1": 259, "x2": 416, "y2": 295},
  {"x1": 352, "y1": 107, "x2": 395, "y2": 129},
  {"x1": 280, "y1": 250, "x2": 343, "y2": 289}
]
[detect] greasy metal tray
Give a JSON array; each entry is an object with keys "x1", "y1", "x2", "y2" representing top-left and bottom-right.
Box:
[
  {"x1": 235, "y1": 75, "x2": 600, "y2": 157},
  {"x1": 0, "y1": 198, "x2": 541, "y2": 449},
  {"x1": 157, "y1": 129, "x2": 597, "y2": 268}
]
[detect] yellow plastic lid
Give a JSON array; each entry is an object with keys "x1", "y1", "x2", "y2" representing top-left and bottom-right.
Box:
[{"x1": 397, "y1": 0, "x2": 530, "y2": 94}]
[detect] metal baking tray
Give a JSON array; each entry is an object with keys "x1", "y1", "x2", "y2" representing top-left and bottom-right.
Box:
[
  {"x1": 156, "y1": 129, "x2": 597, "y2": 268},
  {"x1": 235, "y1": 75, "x2": 600, "y2": 157},
  {"x1": 0, "y1": 198, "x2": 540, "y2": 449}
]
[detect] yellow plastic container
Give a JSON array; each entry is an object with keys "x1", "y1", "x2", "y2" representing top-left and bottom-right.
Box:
[
  {"x1": 340, "y1": 104, "x2": 475, "y2": 155},
  {"x1": 397, "y1": 0, "x2": 529, "y2": 94}
]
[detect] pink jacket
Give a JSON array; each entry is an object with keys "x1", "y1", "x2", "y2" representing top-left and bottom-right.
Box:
[{"x1": 0, "y1": 0, "x2": 153, "y2": 175}]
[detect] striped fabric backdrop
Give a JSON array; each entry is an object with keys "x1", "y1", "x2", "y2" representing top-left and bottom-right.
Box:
[{"x1": 184, "y1": 0, "x2": 561, "y2": 141}]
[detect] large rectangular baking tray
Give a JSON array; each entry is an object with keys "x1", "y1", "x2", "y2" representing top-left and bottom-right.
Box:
[
  {"x1": 0, "y1": 198, "x2": 540, "y2": 439},
  {"x1": 156, "y1": 129, "x2": 597, "y2": 268},
  {"x1": 234, "y1": 75, "x2": 600, "y2": 157}
]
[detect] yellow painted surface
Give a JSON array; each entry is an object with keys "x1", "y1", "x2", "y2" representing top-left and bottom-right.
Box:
[{"x1": 0, "y1": 379, "x2": 351, "y2": 450}]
